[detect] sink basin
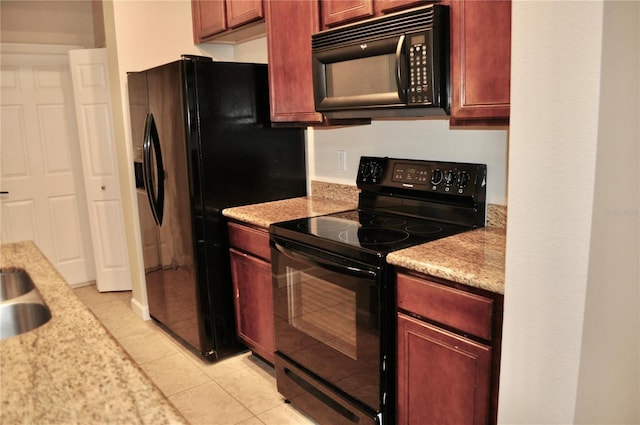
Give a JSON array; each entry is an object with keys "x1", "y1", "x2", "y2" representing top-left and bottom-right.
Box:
[
  {"x1": 0, "y1": 302, "x2": 52, "y2": 340},
  {"x1": 0, "y1": 270, "x2": 52, "y2": 340},
  {"x1": 0, "y1": 271, "x2": 35, "y2": 301}
]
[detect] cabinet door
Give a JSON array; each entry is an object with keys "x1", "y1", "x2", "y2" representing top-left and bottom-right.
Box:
[
  {"x1": 230, "y1": 248, "x2": 275, "y2": 364},
  {"x1": 192, "y1": 0, "x2": 227, "y2": 41},
  {"x1": 450, "y1": 0, "x2": 511, "y2": 124},
  {"x1": 321, "y1": 0, "x2": 374, "y2": 28},
  {"x1": 397, "y1": 313, "x2": 492, "y2": 425},
  {"x1": 265, "y1": 0, "x2": 323, "y2": 124},
  {"x1": 226, "y1": 0, "x2": 263, "y2": 28},
  {"x1": 374, "y1": 0, "x2": 428, "y2": 15}
]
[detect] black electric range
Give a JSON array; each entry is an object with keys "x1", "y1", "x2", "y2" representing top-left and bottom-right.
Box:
[
  {"x1": 271, "y1": 156, "x2": 487, "y2": 264},
  {"x1": 270, "y1": 209, "x2": 471, "y2": 266},
  {"x1": 269, "y1": 156, "x2": 487, "y2": 425}
]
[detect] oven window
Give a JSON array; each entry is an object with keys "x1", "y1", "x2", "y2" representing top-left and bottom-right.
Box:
[
  {"x1": 272, "y1": 243, "x2": 381, "y2": 410},
  {"x1": 326, "y1": 54, "x2": 396, "y2": 97},
  {"x1": 286, "y1": 266, "x2": 357, "y2": 359}
]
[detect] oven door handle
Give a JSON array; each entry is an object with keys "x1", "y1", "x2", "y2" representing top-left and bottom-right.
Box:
[{"x1": 274, "y1": 243, "x2": 378, "y2": 279}]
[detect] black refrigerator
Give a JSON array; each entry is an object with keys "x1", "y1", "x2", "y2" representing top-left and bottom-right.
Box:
[{"x1": 128, "y1": 56, "x2": 306, "y2": 360}]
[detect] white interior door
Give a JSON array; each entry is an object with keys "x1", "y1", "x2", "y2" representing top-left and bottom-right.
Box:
[
  {"x1": 0, "y1": 44, "x2": 95, "y2": 285},
  {"x1": 69, "y1": 48, "x2": 131, "y2": 292}
]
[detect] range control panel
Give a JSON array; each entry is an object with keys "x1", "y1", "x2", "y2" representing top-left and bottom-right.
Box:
[{"x1": 357, "y1": 156, "x2": 486, "y2": 199}]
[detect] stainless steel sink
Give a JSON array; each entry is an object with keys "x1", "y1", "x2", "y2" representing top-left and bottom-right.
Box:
[
  {"x1": 1, "y1": 302, "x2": 52, "y2": 340},
  {"x1": 1, "y1": 271, "x2": 35, "y2": 301},
  {"x1": 0, "y1": 270, "x2": 52, "y2": 341}
]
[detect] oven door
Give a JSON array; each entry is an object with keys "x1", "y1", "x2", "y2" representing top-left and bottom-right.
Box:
[{"x1": 271, "y1": 238, "x2": 384, "y2": 420}]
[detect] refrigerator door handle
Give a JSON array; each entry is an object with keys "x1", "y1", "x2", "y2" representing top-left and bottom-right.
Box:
[{"x1": 142, "y1": 113, "x2": 165, "y2": 225}]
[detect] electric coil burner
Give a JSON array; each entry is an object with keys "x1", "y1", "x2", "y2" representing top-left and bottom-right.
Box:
[{"x1": 270, "y1": 156, "x2": 487, "y2": 425}]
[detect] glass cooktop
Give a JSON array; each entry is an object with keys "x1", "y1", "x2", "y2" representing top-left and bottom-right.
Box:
[{"x1": 270, "y1": 209, "x2": 470, "y2": 263}]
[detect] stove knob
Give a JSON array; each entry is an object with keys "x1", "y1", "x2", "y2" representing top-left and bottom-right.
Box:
[
  {"x1": 361, "y1": 162, "x2": 371, "y2": 178},
  {"x1": 444, "y1": 170, "x2": 457, "y2": 186},
  {"x1": 458, "y1": 171, "x2": 471, "y2": 188},
  {"x1": 370, "y1": 162, "x2": 383, "y2": 181},
  {"x1": 431, "y1": 169, "x2": 443, "y2": 185},
  {"x1": 361, "y1": 161, "x2": 383, "y2": 182}
]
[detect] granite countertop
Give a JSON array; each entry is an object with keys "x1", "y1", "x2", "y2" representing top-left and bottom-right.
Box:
[
  {"x1": 223, "y1": 196, "x2": 357, "y2": 229},
  {"x1": 387, "y1": 227, "x2": 506, "y2": 294},
  {"x1": 0, "y1": 241, "x2": 187, "y2": 425}
]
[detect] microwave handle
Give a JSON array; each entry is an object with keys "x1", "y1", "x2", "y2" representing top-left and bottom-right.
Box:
[{"x1": 395, "y1": 34, "x2": 406, "y2": 101}]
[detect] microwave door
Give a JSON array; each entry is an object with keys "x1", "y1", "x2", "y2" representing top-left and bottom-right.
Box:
[{"x1": 313, "y1": 35, "x2": 407, "y2": 111}]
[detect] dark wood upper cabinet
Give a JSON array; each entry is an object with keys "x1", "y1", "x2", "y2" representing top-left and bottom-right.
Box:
[
  {"x1": 321, "y1": 0, "x2": 432, "y2": 28},
  {"x1": 321, "y1": 0, "x2": 374, "y2": 28},
  {"x1": 192, "y1": 0, "x2": 265, "y2": 44},
  {"x1": 265, "y1": 0, "x2": 324, "y2": 124},
  {"x1": 449, "y1": 0, "x2": 511, "y2": 125},
  {"x1": 374, "y1": 0, "x2": 430, "y2": 15},
  {"x1": 226, "y1": 0, "x2": 263, "y2": 28},
  {"x1": 192, "y1": 0, "x2": 226, "y2": 40}
]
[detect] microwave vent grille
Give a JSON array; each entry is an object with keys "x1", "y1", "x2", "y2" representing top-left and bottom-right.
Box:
[{"x1": 312, "y1": 5, "x2": 438, "y2": 51}]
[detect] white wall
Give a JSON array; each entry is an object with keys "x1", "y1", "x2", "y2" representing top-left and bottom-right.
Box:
[
  {"x1": 574, "y1": 0, "x2": 639, "y2": 421},
  {"x1": 311, "y1": 120, "x2": 508, "y2": 205},
  {"x1": 499, "y1": 1, "x2": 639, "y2": 423},
  {"x1": 0, "y1": 0, "x2": 95, "y2": 47}
]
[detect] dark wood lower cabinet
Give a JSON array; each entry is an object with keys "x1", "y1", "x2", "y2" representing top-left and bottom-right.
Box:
[
  {"x1": 397, "y1": 313, "x2": 491, "y2": 425},
  {"x1": 228, "y1": 222, "x2": 275, "y2": 364},
  {"x1": 396, "y1": 272, "x2": 503, "y2": 425}
]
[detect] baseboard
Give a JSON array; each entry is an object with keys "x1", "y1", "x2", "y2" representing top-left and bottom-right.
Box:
[
  {"x1": 131, "y1": 296, "x2": 150, "y2": 321},
  {"x1": 69, "y1": 280, "x2": 97, "y2": 289}
]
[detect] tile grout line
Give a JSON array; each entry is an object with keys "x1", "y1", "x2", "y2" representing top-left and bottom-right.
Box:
[{"x1": 74, "y1": 286, "x2": 268, "y2": 424}]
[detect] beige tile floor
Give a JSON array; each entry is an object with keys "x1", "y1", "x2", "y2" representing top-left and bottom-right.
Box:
[{"x1": 73, "y1": 284, "x2": 318, "y2": 425}]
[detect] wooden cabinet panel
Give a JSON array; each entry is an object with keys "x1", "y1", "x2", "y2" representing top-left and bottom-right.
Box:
[
  {"x1": 192, "y1": 0, "x2": 265, "y2": 44},
  {"x1": 321, "y1": 0, "x2": 374, "y2": 28},
  {"x1": 450, "y1": 0, "x2": 511, "y2": 124},
  {"x1": 265, "y1": 0, "x2": 323, "y2": 124},
  {"x1": 226, "y1": 0, "x2": 264, "y2": 28},
  {"x1": 192, "y1": 0, "x2": 226, "y2": 41},
  {"x1": 228, "y1": 221, "x2": 270, "y2": 261},
  {"x1": 396, "y1": 271, "x2": 503, "y2": 424},
  {"x1": 397, "y1": 313, "x2": 492, "y2": 425},
  {"x1": 321, "y1": 0, "x2": 428, "y2": 28},
  {"x1": 374, "y1": 0, "x2": 428, "y2": 15},
  {"x1": 230, "y1": 248, "x2": 275, "y2": 364},
  {"x1": 397, "y1": 273, "x2": 494, "y2": 340}
]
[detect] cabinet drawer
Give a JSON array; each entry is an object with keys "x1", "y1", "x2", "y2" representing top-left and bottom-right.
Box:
[
  {"x1": 227, "y1": 222, "x2": 270, "y2": 261},
  {"x1": 397, "y1": 273, "x2": 494, "y2": 340}
]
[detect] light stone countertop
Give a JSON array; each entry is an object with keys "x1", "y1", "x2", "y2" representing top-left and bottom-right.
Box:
[
  {"x1": 0, "y1": 241, "x2": 187, "y2": 425},
  {"x1": 387, "y1": 227, "x2": 506, "y2": 294},
  {"x1": 222, "y1": 196, "x2": 357, "y2": 229}
]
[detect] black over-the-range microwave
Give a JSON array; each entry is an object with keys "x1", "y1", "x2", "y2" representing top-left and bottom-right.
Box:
[{"x1": 312, "y1": 4, "x2": 449, "y2": 119}]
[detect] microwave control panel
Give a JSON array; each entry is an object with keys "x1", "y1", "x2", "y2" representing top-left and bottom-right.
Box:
[{"x1": 407, "y1": 33, "x2": 434, "y2": 105}]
